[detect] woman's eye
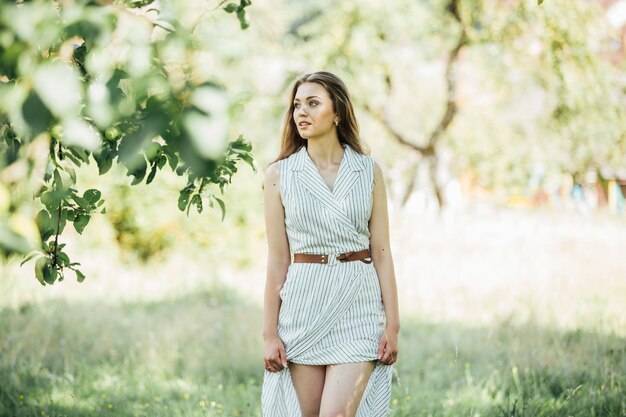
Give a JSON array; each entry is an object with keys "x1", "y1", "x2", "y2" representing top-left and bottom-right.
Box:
[{"x1": 293, "y1": 101, "x2": 317, "y2": 109}]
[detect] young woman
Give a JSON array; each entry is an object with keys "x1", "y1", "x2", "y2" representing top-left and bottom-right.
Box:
[{"x1": 261, "y1": 71, "x2": 399, "y2": 417}]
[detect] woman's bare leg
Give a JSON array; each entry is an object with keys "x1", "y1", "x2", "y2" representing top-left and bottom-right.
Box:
[
  {"x1": 289, "y1": 363, "x2": 326, "y2": 417},
  {"x1": 319, "y1": 361, "x2": 376, "y2": 417}
]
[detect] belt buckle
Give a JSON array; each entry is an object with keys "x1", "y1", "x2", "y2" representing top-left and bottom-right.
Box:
[{"x1": 324, "y1": 253, "x2": 339, "y2": 267}]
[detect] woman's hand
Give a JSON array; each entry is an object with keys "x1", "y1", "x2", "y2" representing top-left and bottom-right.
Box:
[
  {"x1": 264, "y1": 334, "x2": 288, "y2": 372},
  {"x1": 377, "y1": 326, "x2": 399, "y2": 365}
]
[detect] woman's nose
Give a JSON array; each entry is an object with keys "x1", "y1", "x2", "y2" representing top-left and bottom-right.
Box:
[{"x1": 296, "y1": 105, "x2": 307, "y2": 116}]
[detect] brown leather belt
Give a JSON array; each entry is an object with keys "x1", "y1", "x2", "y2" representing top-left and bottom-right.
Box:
[{"x1": 293, "y1": 249, "x2": 372, "y2": 264}]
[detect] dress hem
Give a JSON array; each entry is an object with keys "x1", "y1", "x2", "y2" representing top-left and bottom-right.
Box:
[{"x1": 287, "y1": 357, "x2": 380, "y2": 366}]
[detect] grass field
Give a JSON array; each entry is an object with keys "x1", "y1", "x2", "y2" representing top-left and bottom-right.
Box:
[{"x1": 1, "y1": 207, "x2": 624, "y2": 417}]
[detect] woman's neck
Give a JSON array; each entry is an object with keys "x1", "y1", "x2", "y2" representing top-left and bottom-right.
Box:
[{"x1": 306, "y1": 137, "x2": 344, "y2": 167}]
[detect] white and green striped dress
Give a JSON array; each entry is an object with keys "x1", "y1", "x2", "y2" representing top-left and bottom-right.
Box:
[{"x1": 261, "y1": 143, "x2": 393, "y2": 416}]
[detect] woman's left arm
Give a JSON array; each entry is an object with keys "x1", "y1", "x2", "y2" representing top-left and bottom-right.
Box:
[{"x1": 369, "y1": 159, "x2": 400, "y2": 365}]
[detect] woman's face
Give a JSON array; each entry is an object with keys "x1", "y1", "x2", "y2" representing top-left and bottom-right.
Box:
[{"x1": 293, "y1": 82, "x2": 337, "y2": 140}]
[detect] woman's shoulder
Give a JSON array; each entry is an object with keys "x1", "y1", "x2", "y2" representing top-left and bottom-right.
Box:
[{"x1": 264, "y1": 161, "x2": 281, "y2": 184}]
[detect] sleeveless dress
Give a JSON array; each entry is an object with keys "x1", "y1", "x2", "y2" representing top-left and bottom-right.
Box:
[{"x1": 261, "y1": 143, "x2": 393, "y2": 417}]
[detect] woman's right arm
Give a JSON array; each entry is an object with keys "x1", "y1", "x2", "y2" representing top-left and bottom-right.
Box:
[{"x1": 262, "y1": 161, "x2": 291, "y2": 371}]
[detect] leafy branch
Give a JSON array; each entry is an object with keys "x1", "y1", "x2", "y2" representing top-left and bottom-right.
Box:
[{"x1": 0, "y1": 0, "x2": 255, "y2": 285}]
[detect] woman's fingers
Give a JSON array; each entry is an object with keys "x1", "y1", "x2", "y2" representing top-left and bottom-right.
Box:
[
  {"x1": 264, "y1": 356, "x2": 282, "y2": 372},
  {"x1": 263, "y1": 336, "x2": 288, "y2": 372},
  {"x1": 266, "y1": 361, "x2": 280, "y2": 372},
  {"x1": 377, "y1": 337, "x2": 398, "y2": 365},
  {"x1": 264, "y1": 345, "x2": 287, "y2": 372},
  {"x1": 381, "y1": 344, "x2": 398, "y2": 365},
  {"x1": 265, "y1": 363, "x2": 280, "y2": 372}
]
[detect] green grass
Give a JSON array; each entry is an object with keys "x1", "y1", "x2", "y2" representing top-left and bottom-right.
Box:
[
  {"x1": 0, "y1": 284, "x2": 623, "y2": 417},
  {"x1": 0, "y1": 287, "x2": 262, "y2": 417},
  {"x1": 1, "y1": 196, "x2": 625, "y2": 416}
]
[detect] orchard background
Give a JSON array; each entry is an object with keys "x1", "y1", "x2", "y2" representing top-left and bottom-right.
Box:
[{"x1": 1, "y1": 0, "x2": 625, "y2": 416}]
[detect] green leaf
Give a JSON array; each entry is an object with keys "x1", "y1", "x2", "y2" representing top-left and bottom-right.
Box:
[
  {"x1": 73, "y1": 214, "x2": 90, "y2": 234},
  {"x1": 163, "y1": 146, "x2": 179, "y2": 171},
  {"x1": 1, "y1": 42, "x2": 21, "y2": 80},
  {"x1": 238, "y1": 153, "x2": 256, "y2": 172},
  {"x1": 175, "y1": 165, "x2": 187, "y2": 176},
  {"x1": 66, "y1": 167, "x2": 77, "y2": 184},
  {"x1": 40, "y1": 191, "x2": 60, "y2": 207},
  {"x1": 34, "y1": 185, "x2": 48, "y2": 199},
  {"x1": 144, "y1": 142, "x2": 162, "y2": 163},
  {"x1": 94, "y1": 144, "x2": 114, "y2": 175},
  {"x1": 58, "y1": 216, "x2": 67, "y2": 235},
  {"x1": 118, "y1": 114, "x2": 167, "y2": 168},
  {"x1": 57, "y1": 251, "x2": 70, "y2": 265},
  {"x1": 178, "y1": 188, "x2": 192, "y2": 211},
  {"x1": 191, "y1": 194, "x2": 202, "y2": 213},
  {"x1": 66, "y1": 146, "x2": 91, "y2": 163},
  {"x1": 20, "y1": 250, "x2": 43, "y2": 267},
  {"x1": 72, "y1": 44, "x2": 87, "y2": 69},
  {"x1": 35, "y1": 257, "x2": 48, "y2": 286},
  {"x1": 236, "y1": 9, "x2": 250, "y2": 30},
  {"x1": 75, "y1": 269, "x2": 86, "y2": 283},
  {"x1": 118, "y1": 130, "x2": 149, "y2": 166},
  {"x1": 36, "y1": 209, "x2": 53, "y2": 241},
  {"x1": 73, "y1": 195, "x2": 90, "y2": 210},
  {"x1": 61, "y1": 208, "x2": 76, "y2": 222},
  {"x1": 213, "y1": 196, "x2": 226, "y2": 221},
  {"x1": 128, "y1": 156, "x2": 147, "y2": 185},
  {"x1": 224, "y1": 3, "x2": 238, "y2": 13},
  {"x1": 126, "y1": 0, "x2": 157, "y2": 7},
  {"x1": 53, "y1": 169, "x2": 64, "y2": 191},
  {"x1": 83, "y1": 189, "x2": 101, "y2": 204},
  {"x1": 229, "y1": 136, "x2": 252, "y2": 151},
  {"x1": 146, "y1": 161, "x2": 157, "y2": 184},
  {"x1": 43, "y1": 263, "x2": 58, "y2": 285},
  {"x1": 22, "y1": 92, "x2": 53, "y2": 137},
  {"x1": 62, "y1": 149, "x2": 83, "y2": 167},
  {"x1": 156, "y1": 154, "x2": 167, "y2": 170}
]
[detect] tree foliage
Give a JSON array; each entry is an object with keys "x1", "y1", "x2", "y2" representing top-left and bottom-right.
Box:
[
  {"x1": 273, "y1": 0, "x2": 625, "y2": 202},
  {"x1": 0, "y1": 0, "x2": 254, "y2": 285}
]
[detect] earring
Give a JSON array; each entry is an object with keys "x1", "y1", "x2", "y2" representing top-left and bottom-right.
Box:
[{"x1": 334, "y1": 119, "x2": 339, "y2": 126}]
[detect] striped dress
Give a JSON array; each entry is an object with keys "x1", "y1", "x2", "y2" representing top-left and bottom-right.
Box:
[{"x1": 261, "y1": 143, "x2": 393, "y2": 416}]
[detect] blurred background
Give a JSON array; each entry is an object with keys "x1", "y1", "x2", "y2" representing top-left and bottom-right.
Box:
[{"x1": 1, "y1": 0, "x2": 625, "y2": 416}]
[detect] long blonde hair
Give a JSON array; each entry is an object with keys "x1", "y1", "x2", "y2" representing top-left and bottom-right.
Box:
[{"x1": 271, "y1": 71, "x2": 369, "y2": 165}]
